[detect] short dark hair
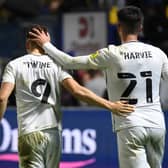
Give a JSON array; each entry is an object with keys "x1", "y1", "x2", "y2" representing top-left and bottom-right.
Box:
[
  {"x1": 117, "y1": 6, "x2": 144, "y2": 34},
  {"x1": 25, "y1": 24, "x2": 48, "y2": 39}
]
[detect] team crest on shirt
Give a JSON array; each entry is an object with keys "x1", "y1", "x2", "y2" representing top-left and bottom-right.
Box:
[{"x1": 90, "y1": 51, "x2": 99, "y2": 59}]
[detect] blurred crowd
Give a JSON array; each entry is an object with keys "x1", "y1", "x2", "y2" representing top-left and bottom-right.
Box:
[
  {"x1": 0, "y1": 0, "x2": 116, "y2": 20},
  {"x1": 0, "y1": 0, "x2": 168, "y2": 107}
]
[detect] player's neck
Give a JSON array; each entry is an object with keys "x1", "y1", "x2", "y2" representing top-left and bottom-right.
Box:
[
  {"x1": 121, "y1": 34, "x2": 138, "y2": 44},
  {"x1": 28, "y1": 48, "x2": 45, "y2": 56}
]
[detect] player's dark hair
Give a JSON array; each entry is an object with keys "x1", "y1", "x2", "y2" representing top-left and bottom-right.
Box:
[
  {"x1": 117, "y1": 6, "x2": 144, "y2": 34},
  {"x1": 25, "y1": 24, "x2": 48, "y2": 53},
  {"x1": 25, "y1": 24, "x2": 48, "y2": 39}
]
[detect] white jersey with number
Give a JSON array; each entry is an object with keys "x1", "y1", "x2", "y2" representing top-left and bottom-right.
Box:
[
  {"x1": 88, "y1": 41, "x2": 168, "y2": 131},
  {"x1": 43, "y1": 41, "x2": 168, "y2": 131},
  {"x1": 2, "y1": 54, "x2": 72, "y2": 136}
]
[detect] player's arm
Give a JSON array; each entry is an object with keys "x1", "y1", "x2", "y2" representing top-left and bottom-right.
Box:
[
  {"x1": 0, "y1": 82, "x2": 14, "y2": 120},
  {"x1": 0, "y1": 62, "x2": 16, "y2": 121},
  {"x1": 43, "y1": 42, "x2": 95, "y2": 69},
  {"x1": 29, "y1": 29, "x2": 108, "y2": 70},
  {"x1": 62, "y1": 78, "x2": 134, "y2": 116}
]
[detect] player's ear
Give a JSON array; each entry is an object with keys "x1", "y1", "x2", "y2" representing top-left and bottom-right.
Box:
[
  {"x1": 117, "y1": 23, "x2": 122, "y2": 32},
  {"x1": 26, "y1": 40, "x2": 31, "y2": 50},
  {"x1": 117, "y1": 23, "x2": 122, "y2": 36},
  {"x1": 139, "y1": 24, "x2": 143, "y2": 33}
]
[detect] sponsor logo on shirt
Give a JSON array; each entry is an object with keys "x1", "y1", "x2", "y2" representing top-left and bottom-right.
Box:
[{"x1": 90, "y1": 51, "x2": 99, "y2": 59}]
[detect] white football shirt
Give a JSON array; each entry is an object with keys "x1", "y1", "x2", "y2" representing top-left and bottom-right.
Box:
[
  {"x1": 2, "y1": 54, "x2": 72, "y2": 136},
  {"x1": 43, "y1": 41, "x2": 168, "y2": 131},
  {"x1": 89, "y1": 42, "x2": 168, "y2": 131}
]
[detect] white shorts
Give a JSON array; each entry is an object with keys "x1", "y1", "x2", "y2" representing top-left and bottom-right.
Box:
[
  {"x1": 117, "y1": 127, "x2": 165, "y2": 168},
  {"x1": 18, "y1": 128, "x2": 61, "y2": 168}
]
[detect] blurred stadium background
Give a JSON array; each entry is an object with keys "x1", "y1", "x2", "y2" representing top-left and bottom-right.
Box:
[{"x1": 0, "y1": 0, "x2": 168, "y2": 167}]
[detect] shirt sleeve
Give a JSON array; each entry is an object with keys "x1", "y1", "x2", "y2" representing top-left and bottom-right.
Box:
[
  {"x1": 43, "y1": 42, "x2": 109, "y2": 70},
  {"x1": 2, "y1": 62, "x2": 16, "y2": 84},
  {"x1": 58, "y1": 68, "x2": 73, "y2": 83},
  {"x1": 88, "y1": 48, "x2": 111, "y2": 69},
  {"x1": 43, "y1": 42, "x2": 89, "y2": 69}
]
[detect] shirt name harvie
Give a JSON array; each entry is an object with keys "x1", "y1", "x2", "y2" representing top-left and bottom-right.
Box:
[{"x1": 120, "y1": 51, "x2": 152, "y2": 60}]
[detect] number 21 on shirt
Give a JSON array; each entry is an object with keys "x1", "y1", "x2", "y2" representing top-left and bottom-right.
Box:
[{"x1": 118, "y1": 71, "x2": 153, "y2": 104}]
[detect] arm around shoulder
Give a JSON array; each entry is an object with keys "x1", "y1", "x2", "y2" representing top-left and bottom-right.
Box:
[{"x1": 61, "y1": 78, "x2": 134, "y2": 116}]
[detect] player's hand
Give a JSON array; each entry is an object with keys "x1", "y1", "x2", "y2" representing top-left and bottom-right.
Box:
[
  {"x1": 111, "y1": 101, "x2": 135, "y2": 117},
  {"x1": 28, "y1": 28, "x2": 50, "y2": 46}
]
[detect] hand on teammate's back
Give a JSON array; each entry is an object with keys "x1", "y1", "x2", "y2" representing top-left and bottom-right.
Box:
[{"x1": 111, "y1": 101, "x2": 134, "y2": 117}]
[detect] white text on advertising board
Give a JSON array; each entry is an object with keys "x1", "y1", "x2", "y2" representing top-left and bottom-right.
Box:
[{"x1": 0, "y1": 118, "x2": 97, "y2": 155}]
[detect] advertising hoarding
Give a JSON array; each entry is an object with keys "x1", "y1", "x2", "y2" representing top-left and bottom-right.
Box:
[
  {"x1": 0, "y1": 107, "x2": 168, "y2": 168},
  {"x1": 63, "y1": 12, "x2": 107, "y2": 55}
]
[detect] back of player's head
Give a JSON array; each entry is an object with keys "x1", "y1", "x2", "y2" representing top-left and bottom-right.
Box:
[
  {"x1": 25, "y1": 24, "x2": 48, "y2": 53},
  {"x1": 25, "y1": 24, "x2": 48, "y2": 40},
  {"x1": 117, "y1": 6, "x2": 143, "y2": 34}
]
